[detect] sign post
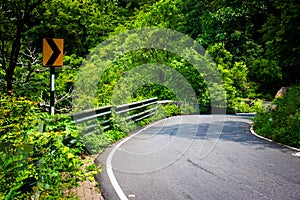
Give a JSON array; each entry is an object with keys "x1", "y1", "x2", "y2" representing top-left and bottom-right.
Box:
[
  {"x1": 50, "y1": 67, "x2": 55, "y2": 115},
  {"x1": 43, "y1": 38, "x2": 63, "y2": 115}
]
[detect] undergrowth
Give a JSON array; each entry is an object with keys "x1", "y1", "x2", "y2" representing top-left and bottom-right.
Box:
[
  {"x1": 253, "y1": 85, "x2": 300, "y2": 148},
  {"x1": 0, "y1": 95, "x2": 100, "y2": 199}
]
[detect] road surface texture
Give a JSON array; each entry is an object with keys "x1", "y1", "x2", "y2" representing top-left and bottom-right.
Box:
[{"x1": 95, "y1": 114, "x2": 300, "y2": 200}]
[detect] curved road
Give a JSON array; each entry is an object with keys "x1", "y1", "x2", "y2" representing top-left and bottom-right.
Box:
[{"x1": 96, "y1": 114, "x2": 300, "y2": 200}]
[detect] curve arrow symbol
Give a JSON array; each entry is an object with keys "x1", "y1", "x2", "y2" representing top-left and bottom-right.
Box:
[{"x1": 45, "y1": 39, "x2": 61, "y2": 66}]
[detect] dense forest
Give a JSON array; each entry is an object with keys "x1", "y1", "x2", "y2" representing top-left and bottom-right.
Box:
[
  {"x1": 0, "y1": 0, "x2": 299, "y2": 199},
  {"x1": 1, "y1": 0, "x2": 299, "y2": 108}
]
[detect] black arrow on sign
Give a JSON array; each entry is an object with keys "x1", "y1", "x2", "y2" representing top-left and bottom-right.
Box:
[{"x1": 46, "y1": 38, "x2": 61, "y2": 66}]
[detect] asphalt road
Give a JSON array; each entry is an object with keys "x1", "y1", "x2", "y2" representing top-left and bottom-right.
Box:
[{"x1": 96, "y1": 114, "x2": 300, "y2": 200}]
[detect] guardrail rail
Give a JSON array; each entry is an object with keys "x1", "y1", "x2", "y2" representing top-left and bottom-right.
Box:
[{"x1": 72, "y1": 97, "x2": 158, "y2": 135}]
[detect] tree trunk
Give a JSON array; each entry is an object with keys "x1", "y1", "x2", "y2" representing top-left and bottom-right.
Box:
[
  {"x1": 5, "y1": 71, "x2": 14, "y2": 95},
  {"x1": 6, "y1": 41, "x2": 21, "y2": 95},
  {"x1": 6, "y1": 1, "x2": 23, "y2": 95}
]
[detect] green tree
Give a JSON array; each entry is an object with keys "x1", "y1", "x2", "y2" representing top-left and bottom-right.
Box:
[
  {"x1": 0, "y1": 0, "x2": 45, "y2": 94},
  {"x1": 0, "y1": 0, "x2": 122, "y2": 97},
  {"x1": 133, "y1": 0, "x2": 185, "y2": 30},
  {"x1": 249, "y1": 59, "x2": 282, "y2": 96},
  {"x1": 261, "y1": 0, "x2": 300, "y2": 85}
]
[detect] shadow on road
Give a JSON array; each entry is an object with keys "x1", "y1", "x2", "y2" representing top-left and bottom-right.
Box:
[{"x1": 136, "y1": 114, "x2": 295, "y2": 154}]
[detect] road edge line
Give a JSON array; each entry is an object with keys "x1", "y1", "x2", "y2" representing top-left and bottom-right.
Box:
[
  {"x1": 250, "y1": 125, "x2": 300, "y2": 153},
  {"x1": 106, "y1": 118, "x2": 168, "y2": 200}
]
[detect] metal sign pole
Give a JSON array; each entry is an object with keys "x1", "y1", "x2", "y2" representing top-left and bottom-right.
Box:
[
  {"x1": 43, "y1": 38, "x2": 63, "y2": 115},
  {"x1": 50, "y1": 67, "x2": 55, "y2": 115}
]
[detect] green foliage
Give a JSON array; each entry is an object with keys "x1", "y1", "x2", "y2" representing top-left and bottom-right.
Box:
[
  {"x1": 158, "y1": 103, "x2": 196, "y2": 117},
  {"x1": 233, "y1": 98, "x2": 263, "y2": 113},
  {"x1": 110, "y1": 113, "x2": 137, "y2": 134},
  {"x1": 92, "y1": 46, "x2": 210, "y2": 108},
  {"x1": 207, "y1": 43, "x2": 252, "y2": 111},
  {"x1": 163, "y1": 104, "x2": 181, "y2": 117},
  {"x1": 249, "y1": 59, "x2": 282, "y2": 96},
  {"x1": 133, "y1": 0, "x2": 185, "y2": 30},
  {"x1": 138, "y1": 118, "x2": 153, "y2": 127},
  {"x1": 1, "y1": 0, "x2": 299, "y2": 113},
  {"x1": 105, "y1": 130, "x2": 128, "y2": 143},
  {"x1": 0, "y1": 95, "x2": 98, "y2": 199},
  {"x1": 253, "y1": 85, "x2": 300, "y2": 148},
  {"x1": 32, "y1": 0, "x2": 122, "y2": 56},
  {"x1": 197, "y1": 2, "x2": 267, "y2": 56},
  {"x1": 81, "y1": 132, "x2": 112, "y2": 154},
  {"x1": 3, "y1": 0, "x2": 298, "y2": 198},
  {"x1": 54, "y1": 55, "x2": 84, "y2": 112},
  {"x1": 180, "y1": 0, "x2": 297, "y2": 98},
  {"x1": 180, "y1": 104, "x2": 197, "y2": 115},
  {"x1": 148, "y1": 104, "x2": 169, "y2": 121},
  {"x1": 0, "y1": 0, "x2": 125, "y2": 100},
  {"x1": 260, "y1": 0, "x2": 300, "y2": 85}
]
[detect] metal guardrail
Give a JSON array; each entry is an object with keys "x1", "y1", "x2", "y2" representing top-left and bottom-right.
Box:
[
  {"x1": 115, "y1": 97, "x2": 158, "y2": 122},
  {"x1": 72, "y1": 105, "x2": 113, "y2": 134},
  {"x1": 72, "y1": 97, "x2": 158, "y2": 134}
]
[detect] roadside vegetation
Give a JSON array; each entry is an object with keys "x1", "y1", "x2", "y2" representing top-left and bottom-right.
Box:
[
  {"x1": 0, "y1": 95, "x2": 100, "y2": 199},
  {"x1": 0, "y1": 0, "x2": 299, "y2": 198},
  {"x1": 253, "y1": 85, "x2": 300, "y2": 149}
]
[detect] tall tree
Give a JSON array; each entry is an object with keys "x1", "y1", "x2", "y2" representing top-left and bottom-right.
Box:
[
  {"x1": 261, "y1": 0, "x2": 300, "y2": 85},
  {"x1": 0, "y1": 0, "x2": 44, "y2": 94},
  {"x1": 0, "y1": 0, "x2": 122, "y2": 96}
]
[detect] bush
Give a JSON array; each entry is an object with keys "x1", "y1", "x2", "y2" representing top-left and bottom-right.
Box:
[
  {"x1": 105, "y1": 130, "x2": 128, "y2": 142},
  {"x1": 233, "y1": 98, "x2": 264, "y2": 113},
  {"x1": 163, "y1": 104, "x2": 181, "y2": 117},
  {"x1": 81, "y1": 132, "x2": 112, "y2": 154},
  {"x1": 0, "y1": 95, "x2": 97, "y2": 199},
  {"x1": 181, "y1": 104, "x2": 197, "y2": 115},
  {"x1": 110, "y1": 112, "x2": 137, "y2": 133},
  {"x1": 253, "y1": 85, "x2": 300, "y2": 148}
]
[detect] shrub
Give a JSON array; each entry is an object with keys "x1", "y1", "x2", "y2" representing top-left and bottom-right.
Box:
[
  {"x1": 0, "y1": 95, "x2": 98, "y2": 199},
  {"x1": 105, "y1": 130, "x2": 128, "y2": 142},
  {"x1": 233, "y1": 98, "x2": 264, "y2": 113},
  {"x1": 253, "y1": 85, "x2": 300, "y2": 148},
  {"x1": 81, "y1": 132, "x2": 112, "y2": 154},
  {"x1": 163, "y1": 103, "x2": 181, "y2": 117}
]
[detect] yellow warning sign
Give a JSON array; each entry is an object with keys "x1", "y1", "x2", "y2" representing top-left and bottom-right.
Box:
[{"x1": 43, "y1": 38, "x2": 63, "y2": 66}]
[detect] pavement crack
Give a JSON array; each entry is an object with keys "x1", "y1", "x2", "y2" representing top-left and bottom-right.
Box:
[{"x1": 187, "y1": 159, "x2": 216, "y2": 177}]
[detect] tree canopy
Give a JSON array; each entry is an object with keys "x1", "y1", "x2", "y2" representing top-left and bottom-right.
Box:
[
  {"x1": 1, "y1": 0, "x2": 299, "y2": 198},
  {"x1": 0, "y1": 0, "x2": 299, "y2": 110}
]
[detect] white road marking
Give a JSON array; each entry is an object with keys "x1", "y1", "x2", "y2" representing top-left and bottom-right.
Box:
[
  {"x1": 128, "y1": 194, "x2": 136, "y2": 198},
  {"x1": 106, "y1": 119, "x2": 167, "y2": 200},
  {"x1": 250, "y1": 126, "x2": 300, "y2": 154}
]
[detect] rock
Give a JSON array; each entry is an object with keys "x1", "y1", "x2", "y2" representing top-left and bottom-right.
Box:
[
  {"x1": 292, "y1": 152, "x2": 300, "y2": 157},
  {"x1": 275, "y1": 87, "x2": 290, "y2": 98}
]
